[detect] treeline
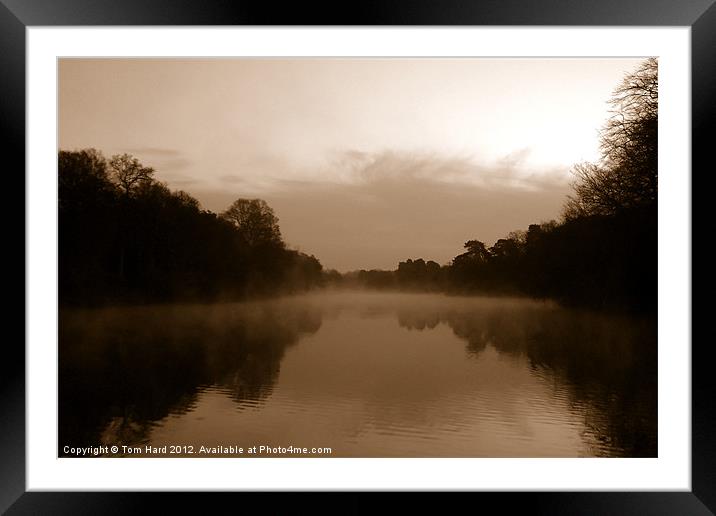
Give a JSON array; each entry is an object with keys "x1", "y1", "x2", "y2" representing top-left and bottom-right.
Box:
[
  {"x1": 341, "y1": 59, "x2": 658, "y2": 313},
  {"x1": 59, "y1": 150, "x2": 323, "y2": 305},
  {"x1": 341, "y1": 206, "x2": 655, "y2": 312}
]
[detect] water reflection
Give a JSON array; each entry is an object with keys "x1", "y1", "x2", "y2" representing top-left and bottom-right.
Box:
[
  {"x1": 395, "y1": 300, "x2": 657, "y2": 456},
  {"x1": 59, "y1": 292, "x2": 656, "y2": 457},
  {"x1": 59, "y1": 299, "x2": 323, "y2": 451}
]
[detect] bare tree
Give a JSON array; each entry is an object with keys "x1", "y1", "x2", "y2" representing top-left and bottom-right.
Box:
[
  {"x1": 108, "y1": 153, "x2": 155, "y2": 196},
  {"x1": 565, "y1": 58, "x2": 658, "y2": 219}
]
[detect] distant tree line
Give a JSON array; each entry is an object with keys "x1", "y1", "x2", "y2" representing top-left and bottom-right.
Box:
[
  {"x1": 59, "y1": 150, "x2": 323, "y2": 305},
  {"x1": 340, "y1": 59, "x2": 658, "y2": 313}
]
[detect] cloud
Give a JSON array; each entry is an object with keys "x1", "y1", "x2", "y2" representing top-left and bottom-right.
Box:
[
  {"x1": 498, "y1": 147, "x2": 532, "y2": 168},
  {"x1": 182, "y1": 148, "x2": 571, "y2": 199},
  {"x1": 193, "y1": 149, "x2": 573, "y2": 271},
  {"x1": 307, "y1": 149, "x2": 571, "y2": 193}
]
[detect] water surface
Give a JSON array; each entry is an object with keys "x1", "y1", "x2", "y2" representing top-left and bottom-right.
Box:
[{"x1": 59, "y1": 291, "x2": 657, "y2": 457}]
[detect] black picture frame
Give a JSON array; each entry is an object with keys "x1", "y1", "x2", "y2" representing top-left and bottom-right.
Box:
[{"x1": 4, "y1": 1, "x2": 709, "y2": 513}]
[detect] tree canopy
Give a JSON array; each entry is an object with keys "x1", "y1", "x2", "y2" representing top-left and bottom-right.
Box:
[
  {"x1": 565, "y1": 58, "x2": 658, "y2": 218},
  {"x1": 108, "y1": 153, "x2": 156, "y2": 196},
  {"x1": 220, "y1": 198, "x2": 283, "y2": 248},
  {"x1": 59, "y1": 149, "x2": 323, "y2": 304}
]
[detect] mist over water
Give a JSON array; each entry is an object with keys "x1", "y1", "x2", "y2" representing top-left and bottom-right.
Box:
[{"x1": 59, "y1": 291, "x2": 656, "y2": 458}]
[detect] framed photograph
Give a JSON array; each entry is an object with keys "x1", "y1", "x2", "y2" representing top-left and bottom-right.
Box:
[{"x1": 6, "y1": 0, "x2": 709, "y2": 513}]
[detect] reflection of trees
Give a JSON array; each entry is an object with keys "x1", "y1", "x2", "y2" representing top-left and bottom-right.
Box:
[
  {"x1": 395, "y1": 302, "x2": 657, "y2": 457},
  {"x1": 397, "y1": 308, "x2": 440, "y2": 331},
  {"x1": 59, "y1": 301, "x2": 322, "y2": 453},
  {"x1": 205, "y1": 306, "x2": 323, "y2": 405}
]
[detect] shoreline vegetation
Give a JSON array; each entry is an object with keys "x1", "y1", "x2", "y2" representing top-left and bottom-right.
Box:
[{"x1": 59, "y1": 59, "x2": 656, "y2": 313}]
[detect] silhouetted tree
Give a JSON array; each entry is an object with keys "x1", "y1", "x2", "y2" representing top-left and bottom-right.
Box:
[
  {"x1": 221, "y1": 198, "x2": 283, "y2": 248},
  {"x1": 58, "y1": 148, "x2": 112, "y2": 211},
  {"x1": 59, "y1": 149, "x2": 119, "y2": 299},
  {"x1": 602, "y1": 58, "x2": 657, "y2": 186},
  {"x1": 59, "y1": 149, "x2": 324, "y2": 304},
  {"x1": 565, "y1": 58, "x2": 657, "y2": 218},
  {"x1": 108, "y1": 153, "x2": 155, "y2": 196},
  {"x1": 489, "y1": 238, "x2": 520, "y2": 260},
  {"x1": 462, "y1": 240, "x2": 490, "y2": 262}
]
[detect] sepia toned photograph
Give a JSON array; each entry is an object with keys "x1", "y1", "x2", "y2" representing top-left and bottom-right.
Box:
[{"x1": 58, "y1": 57, "x2": 657, "y2": 459}]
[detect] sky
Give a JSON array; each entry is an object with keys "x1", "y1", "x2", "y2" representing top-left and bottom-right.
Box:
[{"x1": 59, "y1": 58, "x2": 644, "y2": 271}]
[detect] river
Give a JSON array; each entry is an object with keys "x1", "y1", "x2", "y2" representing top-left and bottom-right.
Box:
[{"x1": 59, "y1": 291, "x2": 657, "y2": 457}]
